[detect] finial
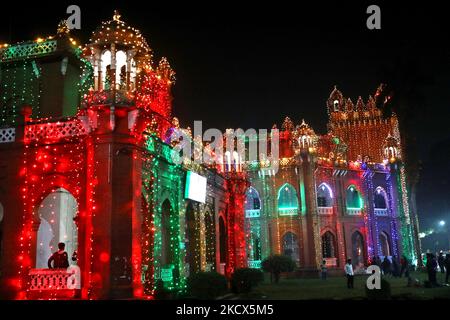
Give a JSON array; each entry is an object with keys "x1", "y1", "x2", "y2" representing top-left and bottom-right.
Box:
[
  {"x1": 113, "y1": 10, "x2": 122, "y2": 22},
  {"x1": 57, "y1": 20, "x2": 70, "y2": 36}
]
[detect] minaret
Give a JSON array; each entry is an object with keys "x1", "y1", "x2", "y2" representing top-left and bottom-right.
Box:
[{"x1": 293, "y1": 120, "x2": 321, "y2": 271}]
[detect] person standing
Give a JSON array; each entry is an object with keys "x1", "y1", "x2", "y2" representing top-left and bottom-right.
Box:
[
  {"x1": 426, "y1": 253, "x2": 438, "y2": 287},
  {"x1": 392, "y1": 257, "x2": 400, "y2": 277},
  {"x1": 381, "y1": 256, "x2": 391, "y2": 276},
  {"x1": 320, "y1": 260, "x2": 328, "y2": 280},
  {"x1": 400, "y1": 255, "x2": 409, "y2": 277},
  {"x1": 438, "y1": 251, "x2": 445, "y2": 274},
  {"x1": 444, "y1": 253, "x2": 450, "y2": 284},
  {"x1": 345, "y1": 259, "x2": 354, "y2": 289},
  {"x1": 47, "y1": 242, "x2": 69, "y2": 269}
]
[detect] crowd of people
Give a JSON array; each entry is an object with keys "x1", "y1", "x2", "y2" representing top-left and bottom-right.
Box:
[{"x1": 424, "y1": 251, "x2": 450, "y2": 287}]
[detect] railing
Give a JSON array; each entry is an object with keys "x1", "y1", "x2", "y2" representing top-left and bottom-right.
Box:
[
  {"x1": 317, "y1": 207, "x2": 333, "y2": 215},
  {"x1": 82, "y1": 90, "x2": 136, "y2": 108},
  {"x1": 0, "y1": 128, "x2": 15, "y2": 143},
  {"x1": 0, "y1": 40, "x2": 57, "y2": 62},
  {"x1": 245, "y1": 209, "x2": 260, "y2": 218},
  {"x1": 374, "y1": 208, "x2": 388, "y2": 216},
  {"x1": 278, "y1": 207, "x2": 298, "y2": 216},
  {"x1": 25, "y1": 118, "x2": 90, "y2": 142},
  {"x1": 346, "y1": 208, "x2": 362, "y2": 216},
  {"x1": 248, "y1": 260, "x2": 262, "y2": 269},
  {"x1": 27, "y1": 267, "x2": 81, "y2": 299}
]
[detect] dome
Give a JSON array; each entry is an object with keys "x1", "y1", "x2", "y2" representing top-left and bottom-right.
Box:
[
  {"x1": 295, "y1": 119, "x2": 315, "y2": 136},
  {"x1": 89, "y1": 10, "x2": 151, "y2": 58}
]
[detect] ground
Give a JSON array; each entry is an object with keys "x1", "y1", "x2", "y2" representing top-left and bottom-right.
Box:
[{"x1": 241, "y1": 271, "x2": 450, "y2": 300}]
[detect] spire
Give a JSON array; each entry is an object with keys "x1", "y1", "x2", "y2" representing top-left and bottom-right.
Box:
[
  {"x1": 113, "y1": 10, "x2": 122, "y2": 22},
  {"x1": 57, "y1": 20, "x2": 70, "y2": 36}
]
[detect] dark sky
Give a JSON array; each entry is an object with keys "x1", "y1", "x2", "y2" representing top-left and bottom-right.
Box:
[{"x1": 1, "y1": 1, "x2": 450, "y2": 230}]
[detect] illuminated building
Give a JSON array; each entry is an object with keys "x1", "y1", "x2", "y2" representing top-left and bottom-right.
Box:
[{"x1": 0, "y1": 13, "x2": 419, "y2": 299}]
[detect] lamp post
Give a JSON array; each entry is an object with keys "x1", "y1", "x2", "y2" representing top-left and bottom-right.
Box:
[{"x1": 437, "y1": 220, "x2": 449, "y2": 252}]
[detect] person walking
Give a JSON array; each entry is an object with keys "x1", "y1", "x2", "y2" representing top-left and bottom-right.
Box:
[{"x1": 345, "y1": 259, "x2": 354, "y2": 289}]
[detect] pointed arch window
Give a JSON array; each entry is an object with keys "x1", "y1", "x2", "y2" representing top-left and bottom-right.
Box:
[
  {"x1": 346, "y1": 185, "x2": 363, "y2": 215},
  {"x1": 374, "y1": 187, "x2": 389, "y2": 216},
  {"x1": 245, "y1": 187, "x2": 261, "y2": 218},
  {"x1": 278, "y1": 183, "x2": 299, "y2": 216}
]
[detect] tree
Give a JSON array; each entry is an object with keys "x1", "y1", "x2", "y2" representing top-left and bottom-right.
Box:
[{"x1": 261, "y1": 255, "x2": 296, "y2": 283}]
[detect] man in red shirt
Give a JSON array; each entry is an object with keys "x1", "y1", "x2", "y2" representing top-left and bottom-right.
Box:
[{"x1": 48, "y1": 242, "x2": 69, "y2": 269}]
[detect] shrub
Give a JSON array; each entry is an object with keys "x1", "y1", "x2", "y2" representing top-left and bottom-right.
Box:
[
  {"x1": 231, "y1": 268, "x2": 264, "y2": 294},
  {"x1": 187, "y1": 272, "x2": 228, "y2": 299},
  {"x1": 366, "y1": 278, "x2": 391, "y2": 300},
  {"x1": 261, "y1": 255, "x2": 296, "y2": 283}
]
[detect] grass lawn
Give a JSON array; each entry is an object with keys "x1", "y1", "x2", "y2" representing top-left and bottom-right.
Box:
[{"x1": 244, "y1": 271, "x2": 450, "y2": 300}]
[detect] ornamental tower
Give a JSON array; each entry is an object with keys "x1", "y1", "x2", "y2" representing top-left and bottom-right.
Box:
[{"x1": 327, "y1": 86, "x2": 401, "y2": 164}]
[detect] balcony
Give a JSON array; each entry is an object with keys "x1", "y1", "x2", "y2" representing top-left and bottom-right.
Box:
[
  {"x1": 248, "y1": 260, "x2": 262, "y2": 269},
  {"x1": 278, "y1": 207, "x2": 298, "y2": 216},
  {"x1": 0, "y1": 128, "x2": 15, "y2": 143},
  {"x1": 27, "y1": 268, "x2": 81, "y2": 299},
  {"x1": 317, "y1": 207, "x2": 333, "y2": 215},
  {"x1": 374, "y1": 208, "x2": 388, "y2": 216},
  {"x1": 245, "y1": 209, "x2": 261, "y2": 218},
  {"x1": 346, "y1": 208, "x2": 362, "y2": 216}
]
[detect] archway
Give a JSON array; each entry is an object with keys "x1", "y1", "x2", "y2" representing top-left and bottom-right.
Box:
[
  {"x1": 277, "y1": 183, "x2": 299, "y2": 216},
  {"x1": 374, "y1": 187, "x2": 388, "y2": 216},
  {"x1": 379, "y1": 232, "x2": 391, "y2": 257},
  {"x1": 204, "y1": 211, "x2": 216, "y2": 271},
  {"x1": 322, "y1": 231, "x2": 336, "y2": 259},
  {"x1": 0, "y1": 202, "x2": 3, "y2": 272},
  {"x1": 282, "y1": 232, "x2": 299, "y2": 264},
  {"x1": 245, "y1": 187, "x2": 261, "y2": 217},
  {"x1": 346, "y1": 185, "x2": 362, "y2": 209},
  {"x1": 160, "y1": 199, "x2": 174, "y2": 267},
  {"x1": 351, "y1": 231, "x2": 365, "y2": 267},
  {"x1": 185, "y1": 202, "x2": 199, "y2": 275},
  {"x1": 36, "y1": 188, "x2": 78, "y2": 268},
  {"x1": 317, "y1": 183, "x2": 333, "y2": 207},
  {"x1": 219, "y1": 216, "x2": 226, "y2": 265}
]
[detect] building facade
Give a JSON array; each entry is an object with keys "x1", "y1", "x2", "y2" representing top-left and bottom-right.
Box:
[{"x1": 0, "y1": 13, "x2": 419, "y2": 299}]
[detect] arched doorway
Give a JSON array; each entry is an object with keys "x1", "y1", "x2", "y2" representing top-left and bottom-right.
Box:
[
  {"x1": 322, "y1": 231, "x2": 336, "y2": 258},
  {"x1": 282, "y1": 232, "x2": 299, "y2": 264},
  {"x1": 185, "y1": 202, "x2": 199, "y2": 275},
  {"x1": 204, "y1": 211, "x2": 216, "y2": 271},
  {"x1": 161, "y1": 199, "x2": 174, "y2": 267},
  {"x1": 351, "y1": 231, "x2": 365, "y2": 267},
  {"x1": 379, "y1": 232, "x2": 391, "y2": 257},
  {"x1": 0, "y1": 202, "x2": 3, "y2": 272},
  {"x1": 36, "y1": 188, "x2": 78, "y2": 268},
  {"x1": 219, "y1": 216, "x2": 227, "y2": 268},
  {"x1": 245, "y1": 187, "x2": 262, "y2": 268}
]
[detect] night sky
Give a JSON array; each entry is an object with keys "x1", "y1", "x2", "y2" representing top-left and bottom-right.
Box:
[{"x1": 1, "y1": 1, "x2": 449, "y2": 235}]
